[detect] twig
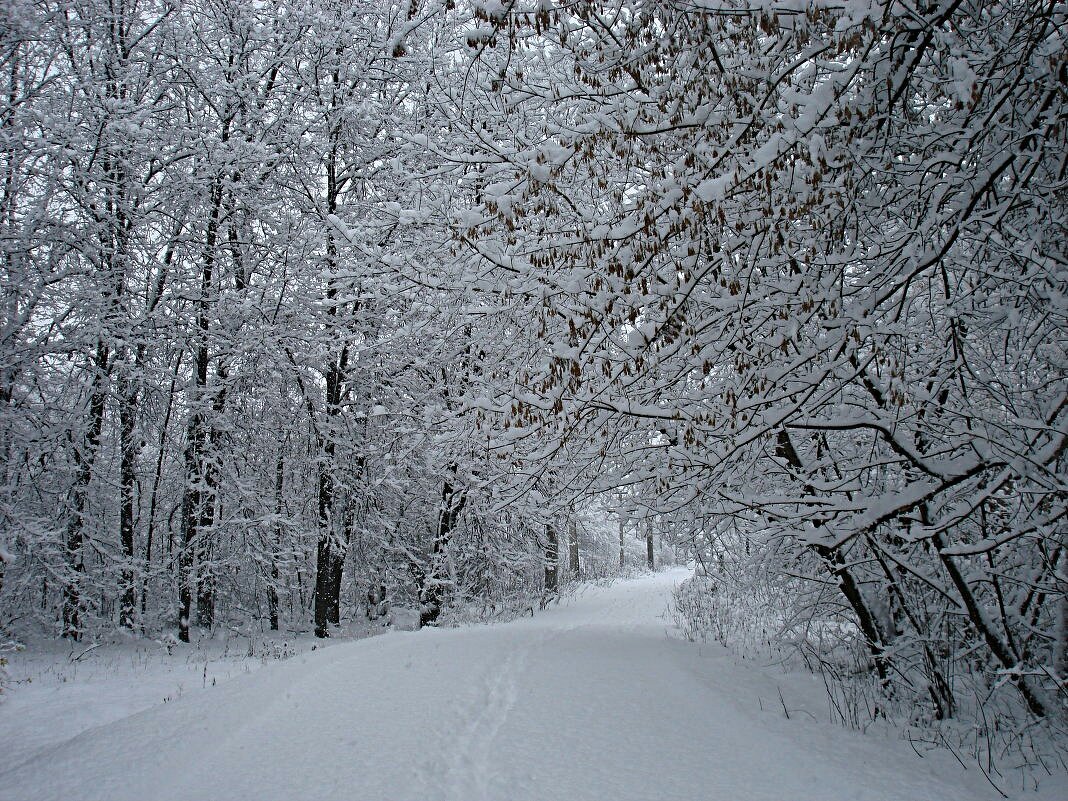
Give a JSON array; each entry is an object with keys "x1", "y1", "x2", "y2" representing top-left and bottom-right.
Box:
[
  {"x1": 906, "y1": 730, "x2": 925, "y2": 759},
  {"x1": 936, "y1": 729, "x2": 1008, "y2": 800},
  {"x1": 70, "y1": 643, "x2": 102, "y2": 663}
]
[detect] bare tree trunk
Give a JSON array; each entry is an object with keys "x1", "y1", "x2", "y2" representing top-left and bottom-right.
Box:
[
  {"x1": 179, "y1": 179, "x2": 222, "y2": 643},
  {"x1": 179, "y1": 410, "x2": 205, "y2": 644},
  {"x1": 419, "y1": 473, "x2": 466, "y2": 627},
  {"x1": 543, "y1": 523, "x2": 559, "y2": 605},
  {"x1": 312, "y1": 463, "x2": 337, "y2": 638},
  {"x1": 568, "y1": 516, "x2": 580, "y2": 576},
  {"x1": 312, "y1": 94, "x2": 352, "y2": 636},
  {"x1": 313, "y1": 345, "x2": 347, "y2": 638},
  {"x1": 775, "y1": 429, "x2": 894, "y2": 689},
  {"x1": 196, "y1": 362, "x2": 226, "y2": 630},
  {"x1": 930, "y1": 515, "x2": 1050, "y2": 718},
  {"x1": 645, "y1": 519, "x2": 654, "y2": 570},
  {"x1": 618, "y1": 518, "x2": 624, "y2": 570},
  {"x1": 63, "y1": 342, "x2": 108, "y2": 640},
  {"x1": 195, "y1": 521, "x2": 216, "y2": 628},
  {"x1": 313, "y1": 537, "x2": 336, "y2": 637},
  {"x1": 1056, "y1": 535, "x2": 1068, "y2": 684},
  {"x1": 329, "y1": 534, "x2": 345, "y2": 627},
  {"x1": 142, "y1": 352, "x2": 180, "y2": 621},
  {"x1": 118, "y1": 377, "x2": 137, "y2": 628},
  {"x1": 267, "y1": 436, "x2": 284, "y2": 632}
]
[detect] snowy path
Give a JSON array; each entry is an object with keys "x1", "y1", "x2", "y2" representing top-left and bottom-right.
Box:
[{"x1": 1, "y1": 568, "x2": 1019, "y2": 800}]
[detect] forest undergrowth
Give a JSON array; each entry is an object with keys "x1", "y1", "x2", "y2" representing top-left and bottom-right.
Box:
[{"x1": 675, "y1": 567, "x2": 1068, "y2": 796}]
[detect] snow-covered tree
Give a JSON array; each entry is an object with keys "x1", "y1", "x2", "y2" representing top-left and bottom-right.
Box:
[{"x1": 451, "y1": 0, "x2": 1066, "y2": 723}]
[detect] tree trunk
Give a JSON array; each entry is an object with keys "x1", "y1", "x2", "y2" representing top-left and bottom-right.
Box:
[
  {"x1": 618, "y1": 518, "x2": 624, "y2": 570},
  {"x1": 645, "y1": 519, "x2": 654, "y2": 570},
  {"x1": 775, "y1": 429, "x2": 894, "y2": 689},
  {"x1": 196, "y1": 362, "x2": 227, "y2": 630},
  {"x1": 63, "y1": 341, "x2": 108, "y2": 640},
  {"x1": 178, "y1": 403, "x2": 207, "y2": 643},
  {"x1": 312, "y1": 456, "x2": 342, "y2": 637},
  {"x1": 329, "y1": 540, "x2": 344, "y2": 626},
  {"x1": 142, "y1": 352, "x2": 181, "y2": 621},
  {"x1": 313, "y1": 537, "x2": 336, "y2": 638},
  {"x1": 267, "y1": 436, "x2": 284, "y2": 631},
  {"x1": 813, "y1": 542, "x2": 893, "y2": 689},
  {"x1": 195, "y1": 529, "x2": 215, "y2": 628},
  {"x1": 419, "y1": 473, "x2": 466, "y2": 627},
  {"x1": 179, "y1": 179, "x2": 222, "y2": 643},
  {"x1": 313, "y1": 346, "x2": 347, "y2": 638},
  {"x1": 568, "y1": 516, "x2": 580, "y2": 576},
  {"x1": 118, "y1": 376, "x2": 138, "y2": 628},
  {"x1": 1056, "y1": 534, "x2": 1068, "y2": 684},
  {"x1": 930, "y1": 519, "x2": 1050, "y2": 718},
  {"x1": 312, "y1": 110, "x2": 351, "y2": 636},
  {"x1": 543, "y1": 523, "x2": 559, "y2": 604}
]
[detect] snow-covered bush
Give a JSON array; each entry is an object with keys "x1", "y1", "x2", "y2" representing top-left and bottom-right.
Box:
[
  {"x1": 673, "y1": 547, "x2": 1068, "y2": 782},
  {"x1": 673, "y1": 555, "x2": 859, "y2": 665}
]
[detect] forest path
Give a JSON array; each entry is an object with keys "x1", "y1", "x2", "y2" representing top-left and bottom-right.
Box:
[{"x1": 2, "y1": 567, "x2": 1008, "y2": 801}]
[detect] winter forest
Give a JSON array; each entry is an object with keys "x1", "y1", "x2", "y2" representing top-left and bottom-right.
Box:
[{"x1": 0, "y1": 0, "x2": 1065, "y2": 798}]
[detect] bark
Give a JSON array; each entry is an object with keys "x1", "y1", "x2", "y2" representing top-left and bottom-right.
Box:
[
  {"x1": 543, "y1": 523, "x2": 559, "y2": 600},
  {"x1": 645, "y1": 519, "x2": 654, "y2": 570},
  {"x1": 864, "y1": 533, "x2": 955, "y2": 719},
  {"x1": 312, "y1": 459, "x2": 343, "y2": 636},
  {"x1": 313, "y1": 538, "x2": 338, "y2": 637},
  {"x1": 329, "y1": 542, "x2": 344, "y2": 626},
  {"x1": 179, "y1": 178, "x2": 222, "y2": 643},
  {"x1": 267, "y1": 437, "x2": 284, "y2": 631},
  {"x1": 313, "y1": 346, "x2": 348, "y2": 638},
  {"x1": 63, "y1": 341, "x2": 108, "y2": 640},
  {"x1": 178, "y1": 407, "x2": 205, "y2": 643},
  {"x1": 419, "y1": 474, "x2": 466, "y2": 627},
  {"x1": 267, "y1": 563, "x2": 280, "y2": 632},
  {"x1": 1055, "y1": 538, "x2": 1068, "y2": 683},
  {"x1": 195, "y1": 528, "x2": 216, "y2": 628},
  {"x1": 568, "y1": 516, "x2": 580, "y2": 576},
  {"x1": 930, "y1": 517, "x2": 1050, "y2": 718},
  {"x1": 812, "y1": 542, "x2": 893, "y2": 688},
  {"x1": 118, "y1": 376, "x2": 137, "y2": 628},
  {"x1": 312, "y1": 94, "x2": 351, "y2": 636},
  {"x1": 776, "y1": 430, "x2": 893, "y2": 688},
  {"x1": 142, "y1": 352, "x2": 180, "y2": 620},
  {"x1": 196, "y1": 362, "x2": 227, "y2": 629}
]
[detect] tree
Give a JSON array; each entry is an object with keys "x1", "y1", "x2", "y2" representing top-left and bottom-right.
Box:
[{"x1": 453, "y1": 0, "x2": 1067, "y2": 723}]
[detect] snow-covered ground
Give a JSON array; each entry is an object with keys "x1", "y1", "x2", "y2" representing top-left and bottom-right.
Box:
[
  {"x1": 1, "y1": 567, "x2": 1062, "y2": 801},
  {"x1": 0, "y1": 620, "x2": 389, "y2": 778}
]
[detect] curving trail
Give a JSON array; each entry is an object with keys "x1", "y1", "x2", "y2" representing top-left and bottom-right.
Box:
[{"x1": 2, "y1": 568, "x2": 1017, "y2": 801}]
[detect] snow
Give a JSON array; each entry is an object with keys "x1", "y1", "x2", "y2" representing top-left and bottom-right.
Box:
[
  {"x1": 1, "y1": 568, "x2": 1055, "y2": 801},
  {"x1": 695, "y1": 173, "x2": 732, "y2": 203},
  {"x1": 0, "y1": 626, "x2": 380, "y2": 777}
]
